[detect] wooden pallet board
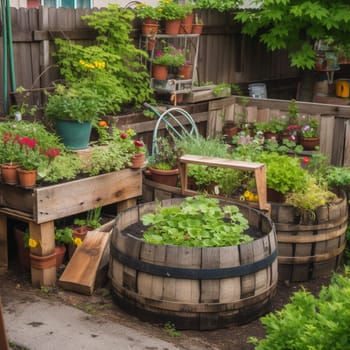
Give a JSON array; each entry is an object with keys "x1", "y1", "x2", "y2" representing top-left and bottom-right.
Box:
[{"x1": 59, "y1": 222, "x2": 114, "y2": 295}]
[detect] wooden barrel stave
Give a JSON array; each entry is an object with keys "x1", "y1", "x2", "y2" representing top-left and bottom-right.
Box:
[
  {"x1": 273, "y1": 192, "x2": 348, "y2": 282},
  {"x1": 109, "y1": 200, "x2": 278, "y2": 330}
]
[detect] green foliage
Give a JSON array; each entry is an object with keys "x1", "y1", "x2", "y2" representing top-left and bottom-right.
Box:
[
  {"x1": 250, "y1": 270, "x2": 350, "y2": 349},
  {"x1": 193, "y1": 0, "x2": 243, "y2": 12},
  {"x1": 163, "y1": 322, "x2": 181, "y2": 337},
  {"x1": 254, "y1": 117, "x2": 286, "y2": 134},
  {"x1": 134, "y1": 3, "x2": 161, "y2": 20},
  {"x1": 85, "y1": 143, "x2": 132, "y2": 176},
  {"x1": 255, "y1": 152, "x2": 309, "y2": 195},
  {"x1": 40, "y1": 152, "x2": 83, "y2": 184},
  {"x1": 326, "y1": 166, "x2": 350, "y2": 190},
  {"x1": 8, "y1": 86, "x2": 38, "y2": 119},
  {"x1": 55, "y1": 226, "x2": 74, "y2": 245},
  {"x1": 158, "y1": 0, "x2": 187, "y2": 20},
  {"x1": 285, "y1": 178, "x2": 337, "y2": 222},
  {"x1": 153, "y1": 43, "x2": 187, "y2": 67},
  {"x1": 53, "y1": 5, "x2": 153, "y2": 115},
  {"x1": 264, "y1": 138, "x2": 303, "y2": 155},
  {"x1": 74, "y1": 207, "x2": 102, "y2": 229},
  {"x1": 235, "y1": 1, "x2": 350, "y2": 69},
  {"x1": 142, "y1": 195, "x2": 252, "y2": 247},
  {"x1": 44, "y1": 84, "x2": 100, "y2": 123},
  {"x1": 148, "y1": 137, "x2": 179, "y2": 170}
]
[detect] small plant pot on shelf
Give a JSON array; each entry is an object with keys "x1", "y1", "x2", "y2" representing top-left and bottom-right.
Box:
[
  {"x1": 179, "y1": 13, "x2": 193, "y2": 34},
  {"x1": 148, "y1": 167, "x2": 179, "y2": 187},
  {"x1": 299, "y1": 137, "x2": 320, "y2": 150},
  {"x1": 141, "y1": 23, "x2": 159, "y2": 35},
  {"x1": 1, "y1": 163, "x2": 19, "y2": 185},
  {"x1": 151, "y1": 64, "x2": 168, "y2": 80},
  {"x1": 191, "y1": 23, "x2": 203, "y2": 34},
  {"x1": 130, "y1": 152, "x2": 146, "y2": 169},
  {"x1": 164, "y1": 19, "x2": 181, "y2": 34},
  {"x1": 17, "y1": 168, "x2": 37, "y2": 188}
]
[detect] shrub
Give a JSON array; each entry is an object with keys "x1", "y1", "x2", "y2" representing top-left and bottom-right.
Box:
[{"x1": 250, "y1": 270, "x2": 350, "y2": 350}]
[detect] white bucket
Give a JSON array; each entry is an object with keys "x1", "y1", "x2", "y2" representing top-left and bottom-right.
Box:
[{"x1": 248, "y1": 83, "x2": 267, "y2": 99}]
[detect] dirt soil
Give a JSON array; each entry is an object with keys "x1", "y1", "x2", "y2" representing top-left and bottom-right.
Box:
[{"x1": 1, "y1": 258, "x2": 334, "y2": 350}]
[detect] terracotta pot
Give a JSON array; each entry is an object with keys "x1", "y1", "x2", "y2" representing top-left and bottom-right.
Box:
[
  {"x1": 177, "y1": 64, "x2": 192, "y2": 79},
  {"x1": 222, "y1": 123, "x2": 239, "y2": 142},
  {"x1": 1, "y1": 163, "x2": 19, "y2": 185},
  {"x1": 164, "y1": 19, "x2": 181, "y2": 35},
  {"x1": 17, "y1": 168, "x2": 37, "y2": 188},
  {"x1": 30, "y1": 252, "x2": 56, "y2": 269},
  {"x1": 55, "y1": 245, "x2": 67, "y2": 267},
  {"x1": 143, "y1": 18, "x2": 158, "y2": 25},
  {"x1": 179, "y1": 13, "x2": 193, "y2": 34},
  {"x1": 130, "y1": 152, "x2": 146, "y2": 169},
  {"x1": 148, "y1": 167, "x2": 179, "y2": 187},
  {"x1": 299, "y1": 137, "x2": 320, "y2": 150},
  {"x1": 191, "y1": 23, "x2": 203, "y2": 34},
  {"x1": 152, "y1": 64, "x2": 168, "y2": 80},
  {"x1": 142, "y1": 23, "x2": 159, "y2": 35}
]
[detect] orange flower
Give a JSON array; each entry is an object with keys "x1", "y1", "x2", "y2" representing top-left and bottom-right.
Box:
[{"x1": 98, "y1": 120, "x2": 108, "y2": 128}]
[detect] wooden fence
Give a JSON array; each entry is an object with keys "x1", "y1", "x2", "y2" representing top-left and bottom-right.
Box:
[
  {"x1": 0, "y1": 7, "x2": 301, "y2": 115},
  {"x1": 115, "y1": 96, "x2": 350, "y2": 167}
]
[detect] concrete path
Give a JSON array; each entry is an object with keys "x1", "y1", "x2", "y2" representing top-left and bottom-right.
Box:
[{"x1": 2, "y1": 295, "x2": 183, "y2": 350}]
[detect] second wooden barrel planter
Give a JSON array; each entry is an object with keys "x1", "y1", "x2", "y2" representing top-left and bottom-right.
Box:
[
  {"x1": 109, "y1": 198, "x2": 278, "y2": 330},
  {"x1": 270, "y1": 191, "x2": 348, "y2": 282}
]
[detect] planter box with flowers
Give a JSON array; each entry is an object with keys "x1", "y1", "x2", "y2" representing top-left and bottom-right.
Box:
[{"x1": 0, "y1": 120, "x2": 143, "y2": 223}]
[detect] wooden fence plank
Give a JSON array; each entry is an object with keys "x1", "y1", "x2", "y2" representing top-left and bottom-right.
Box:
[{"x1": 344, "y1": 120, "x2": 350, "y2": 167}]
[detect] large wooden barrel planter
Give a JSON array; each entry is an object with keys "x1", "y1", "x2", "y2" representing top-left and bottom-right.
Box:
[
  {"x1": 271, "y1": 192, "x2": 348, "y2": 282},
  {"x1": 109, "y1": 198, "x2": 278, "y2": 330}
]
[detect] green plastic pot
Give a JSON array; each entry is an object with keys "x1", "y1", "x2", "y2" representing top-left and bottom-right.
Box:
[{"x1": 55, "y1": 119, "x2": 92, "y2": 150}]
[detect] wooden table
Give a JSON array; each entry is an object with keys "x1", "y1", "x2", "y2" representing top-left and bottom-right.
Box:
[{"x1": 0, "y1": 168, "x2": 142, "y2": 287}]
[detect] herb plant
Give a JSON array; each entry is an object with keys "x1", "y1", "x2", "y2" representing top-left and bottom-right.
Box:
[
  {"x1": 250, "y1": 270, "x2": 350, "y2": 350},
  {"x1": 142, "y1": 195, "x2": 252, "y2": 247}
]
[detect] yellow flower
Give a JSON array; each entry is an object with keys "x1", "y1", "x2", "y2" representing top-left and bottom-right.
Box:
[
  {"x1": 79, "y1": 59, "x2": 85, "y2": 65},
  {"x1": 28, "y1": 238, "x2": 38, "y2": 248},
  {"x1": 74, "y1": 237, "x2": 83, "y2": 247}
]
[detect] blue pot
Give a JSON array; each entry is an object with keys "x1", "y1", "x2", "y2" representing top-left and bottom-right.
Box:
[{"x1": 55, "y1": 119, "x2": 92, "y2": 150}]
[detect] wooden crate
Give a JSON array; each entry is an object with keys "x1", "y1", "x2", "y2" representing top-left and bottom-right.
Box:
[{"x1": 0, "y1": 168, "x2": 142, "y2": 224}]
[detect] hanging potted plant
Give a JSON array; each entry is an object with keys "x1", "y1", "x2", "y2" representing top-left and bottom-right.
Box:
[{"x1": 44, "y1": 84, "x2": 100, "y2": 150}]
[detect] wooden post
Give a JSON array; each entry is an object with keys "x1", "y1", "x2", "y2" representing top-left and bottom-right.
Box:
[
  {"x1": 0, "y1": 297, "x2": 9, "y2": 350},
  {"x1": 0, "y1": 214, "x2": 7, "y2": 274},
  {"x1": 29, "y1": 221, "x2": 56, "y2": 287}
]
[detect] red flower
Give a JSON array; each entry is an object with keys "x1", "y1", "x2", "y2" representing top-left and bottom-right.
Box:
[
  {"x1": 134, "y1": 140, "x2": 144, "y2": 148},
  {"x1": 120, "y1": 132, "x2": 128, "y2": 139},
  {"x1": 303, "y1": 157, "x2": 309, "y2": 164},
  {"x1": 19, "y1": 137, "x2": 37, "y2": 148},
  {"x1": 44, "y1": 148, "x2": 60, "y2": 158}
]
